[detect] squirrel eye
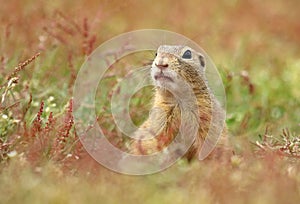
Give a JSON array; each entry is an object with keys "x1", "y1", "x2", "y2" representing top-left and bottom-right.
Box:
[
  {"x1": 155, "y1": 52, "x2": 157, "y2": 56},
  {"x1": 182, "y1": 50, "x2": 192, "y2": 59}
]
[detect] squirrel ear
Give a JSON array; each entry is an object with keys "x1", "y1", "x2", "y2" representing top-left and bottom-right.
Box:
[{"x1": 198, "y1": 54, "x2": 206, "y2": 68}]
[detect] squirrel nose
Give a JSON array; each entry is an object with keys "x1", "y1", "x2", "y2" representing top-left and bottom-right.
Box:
[{"x1": 155, "y1": 63, "x2": 168, "y2": 70}]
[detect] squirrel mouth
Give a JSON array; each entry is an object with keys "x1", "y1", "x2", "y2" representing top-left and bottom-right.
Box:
[{"x1": 154, "y1": 73, "x2": 174, "y2": 82}]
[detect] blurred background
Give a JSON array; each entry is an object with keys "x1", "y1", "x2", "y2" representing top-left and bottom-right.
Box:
[
  {"x1": 0, "y1": 1, "x2": 300, "y2": 203},
  {"x1": 1, "y1": 0, "x2": 299, "y2": 138}
]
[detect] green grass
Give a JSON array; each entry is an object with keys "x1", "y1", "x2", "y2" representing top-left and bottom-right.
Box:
[{"x1": 0, "y1": 0, "x2": 300, "y2": 203}]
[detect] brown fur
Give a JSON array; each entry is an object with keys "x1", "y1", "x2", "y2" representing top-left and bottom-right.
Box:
[{"x1": 130, "y1": 46, "x2": 231, "y2": 161}]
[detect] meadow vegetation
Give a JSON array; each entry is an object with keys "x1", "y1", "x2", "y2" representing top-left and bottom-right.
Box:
[{"x1": 0, "y1": 0, "x2": 299, "y2": 203}]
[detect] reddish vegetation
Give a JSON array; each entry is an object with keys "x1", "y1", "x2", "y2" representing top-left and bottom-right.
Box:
[
  {"x1": 0, "y1": 0, "x2": 298, "y2": 166},
  {"x1": 0, "y1": 1, "x2": 299, "y2": 202}
]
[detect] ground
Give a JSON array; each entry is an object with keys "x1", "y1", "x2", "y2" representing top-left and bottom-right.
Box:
[{"x1": 0, "y1": 0, "x2": 299, "y2": 203}]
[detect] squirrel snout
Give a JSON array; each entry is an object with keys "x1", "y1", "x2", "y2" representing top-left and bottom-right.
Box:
[{"x1": 155, "y1": 63, "x2": 169, "y2": 70}]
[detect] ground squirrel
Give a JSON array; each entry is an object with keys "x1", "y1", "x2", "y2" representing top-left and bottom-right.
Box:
[{"x1": 130, "y1": 45, "x2": 231, "y2": 161}]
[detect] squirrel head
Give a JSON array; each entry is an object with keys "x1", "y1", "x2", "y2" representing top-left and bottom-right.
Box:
[{"x1": 151, "y1": 45, "x2": 208, "y2": 97}]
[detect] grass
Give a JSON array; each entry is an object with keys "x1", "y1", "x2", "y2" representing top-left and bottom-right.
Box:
[{"x1": 0, "y1": 0, "x2": 300, "y2": 203}]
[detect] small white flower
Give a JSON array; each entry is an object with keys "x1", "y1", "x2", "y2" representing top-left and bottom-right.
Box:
[
  {"x1": 45, "y1": 107, "x2": 50, "y2": 112},
  {"x1": 13, "y1": 119, "x2": 21, "y2": 123},
  {"x1": 7, "y1": 150, "x2": 17, "y2": 158},
  {"x1": 33, "y1": 101, "x2": 39, "y2": 107},
  {"x1": 2, "y1": 114, "x2": 8, "y2": 119},
  {"x1": 48, "y1": 96, "x2": 55, "y2": 102}
]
